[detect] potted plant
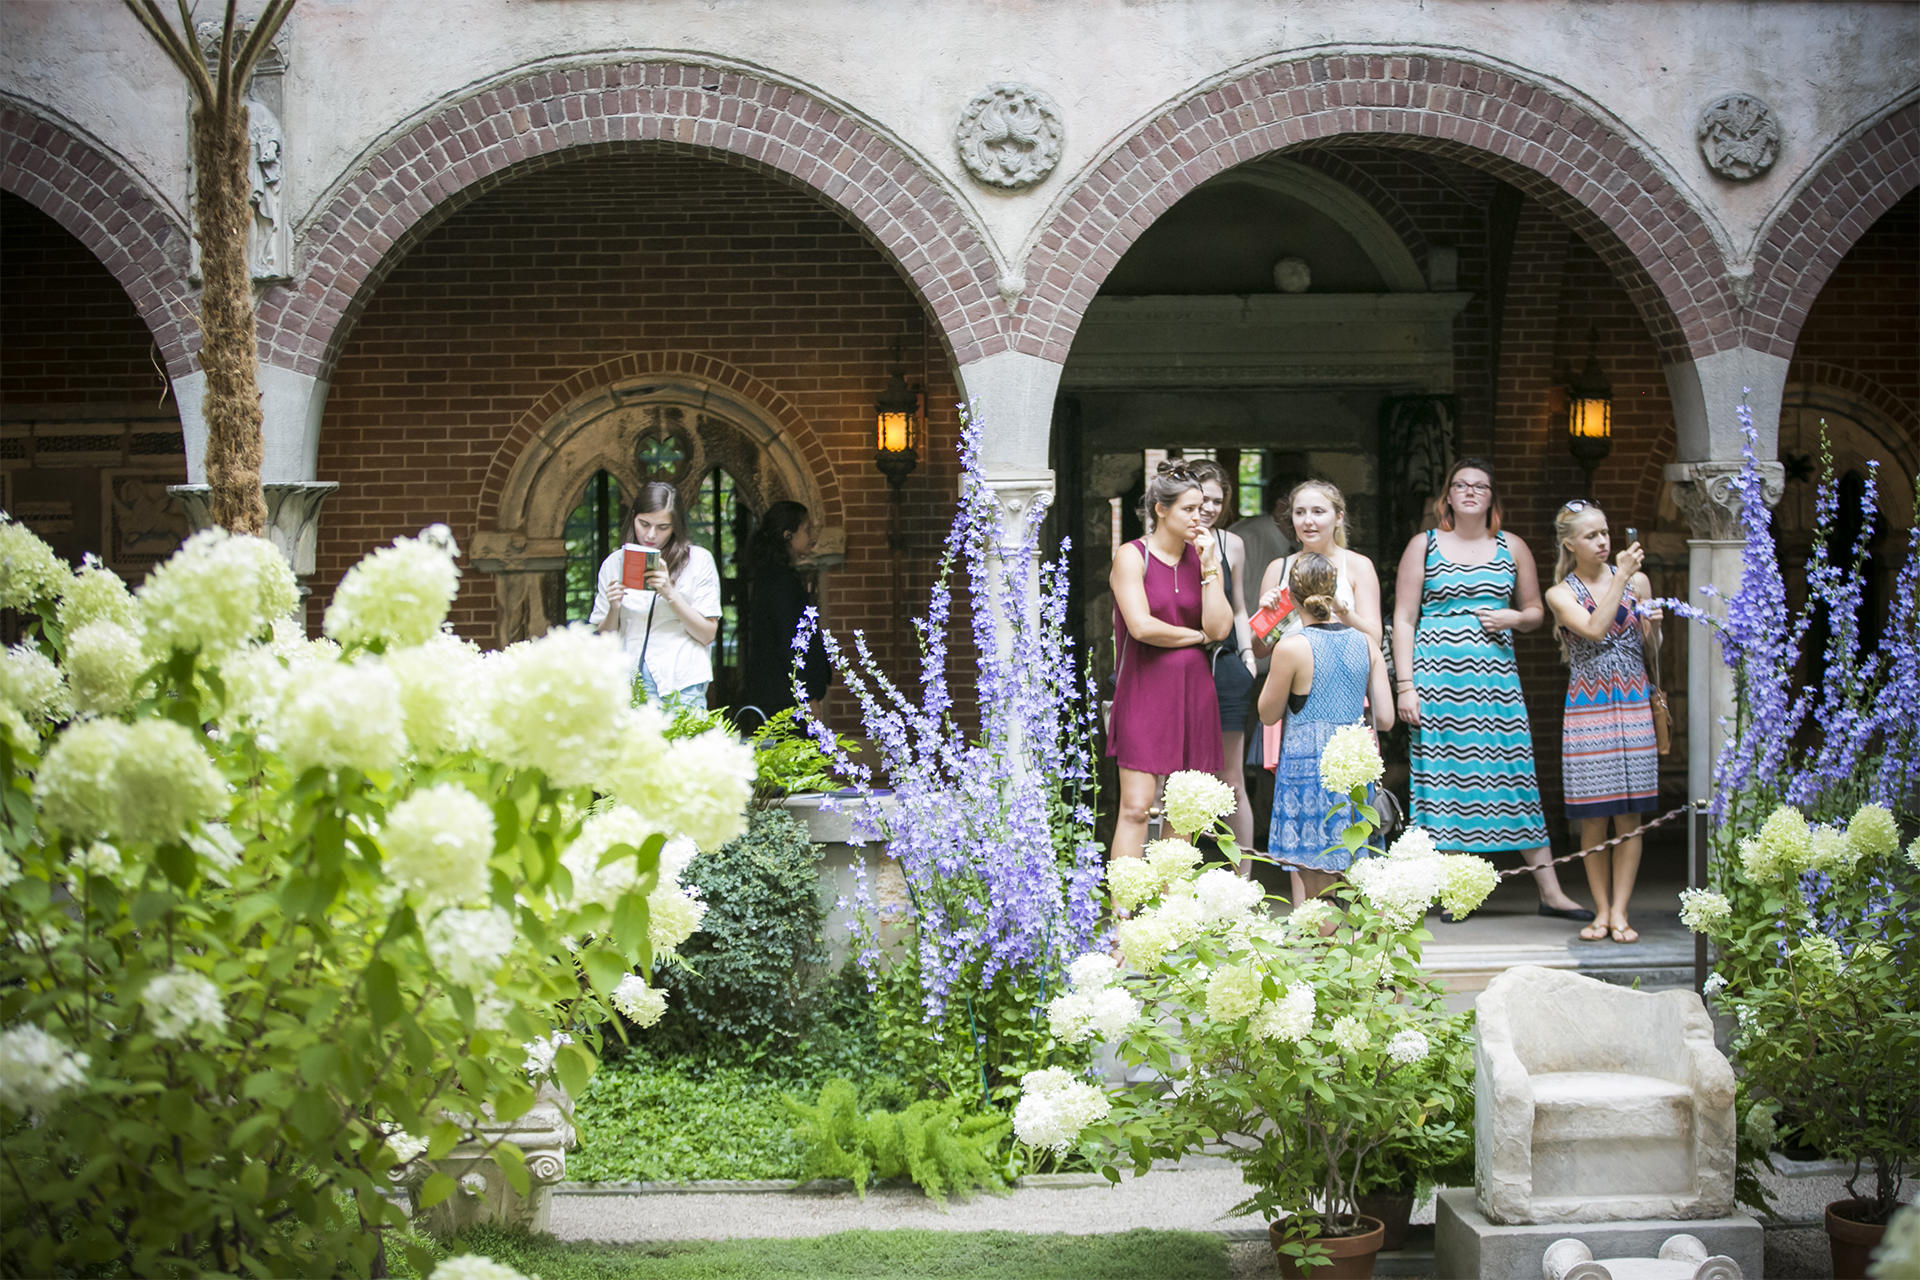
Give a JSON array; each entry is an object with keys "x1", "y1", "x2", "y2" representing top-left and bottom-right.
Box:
[
  {"x1": 1665, "y1": 413, "x2": 1920, "y2": 1275},
  {"x1": 1349, "y1": 1017, "x2": 1475, "y2": 1252},
  {"x1": 1012, "y1": 737, "x2": 1498, "y2": 1278}
]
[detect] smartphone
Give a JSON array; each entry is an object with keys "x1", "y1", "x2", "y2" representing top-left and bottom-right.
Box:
[{"x1": 1625, "y1": 526, "x2": 1640, "y2": 546}]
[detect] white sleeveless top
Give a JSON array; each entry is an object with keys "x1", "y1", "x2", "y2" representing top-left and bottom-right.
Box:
[{"x1": 1276, "y1": 552, "x2": 1357, "y2": 639}]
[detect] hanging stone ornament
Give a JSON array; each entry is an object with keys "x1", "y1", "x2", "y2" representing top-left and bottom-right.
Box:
[
  {"x1": 956, "y1": 84, "x2": 1064, "y2": 190},
  {"x1": 1697, "y1": 93, "x2": 1781, "y2": 181}
]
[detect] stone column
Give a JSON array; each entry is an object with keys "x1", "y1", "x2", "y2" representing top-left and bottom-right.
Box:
[
  {"x1": 1663, "y1": 460, "x2": 1785, "y2": 808},
  {"x1": 169, "y1": 480, "x2": 339, "y2": 593}
]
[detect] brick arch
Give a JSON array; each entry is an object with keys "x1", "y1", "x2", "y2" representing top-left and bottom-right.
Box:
[
  {"x1": 477, "y1": 350, "x2": 843, "y2": 538},
  {"x1": 1016, "y1": 52, "x2": 1737, "y2": 367},
  {"x1": 1287, "y1": 149, "x2": 1431, "y2": 270},
  {"x1": 1780, "y1": 359, "x2": 1918, "y2": 472},
  {"x1": 0, "y1": 100, "x2": 197, "y2": 377},
  {"x1": 261, "y1": 61, "x2": 1005, "y2": 381},
  {"x1": 1747, "y1": 99, "x2": 1920, "y2": 361}
]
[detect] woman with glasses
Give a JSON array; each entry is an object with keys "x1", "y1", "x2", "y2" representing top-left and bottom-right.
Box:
[
  {"x1": 1108, "y1": 461, "x2": 1234, "y2": 864},
  {"x1": 1190, "y1": 460, "x2": 1258, "y2": 864},
  {"x1": 1545, "y1": 500, "x2": 1660, "y2": 943},
  {"x1": 1390, "y1": 459, "x2": 1592, "y2": 921}
]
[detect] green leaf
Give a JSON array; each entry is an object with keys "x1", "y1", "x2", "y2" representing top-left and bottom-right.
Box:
[
  {"x1": 581, "y1": 946, "x2": 629, "y2": 997},
  {"x1": 155, "y1": 841, "x2": 197, "y2": 889},
  {"x1": 554, "y1": 1041, "x2": 595, "y2": 1097},
  {"x1": 493, "y1": 1141, "x2": 531, "y2": 1197},
  {"x1": 298, "y1": 1042, "x2": 339, "y2": 1087},
  {"x1": 415, "y1": 1171, "x2": 457, "y2": 1210},
  {"x1": 131, "y1": 889, "x2": 175, "y2": 928},
  {"x1": 365, "y1": 959, "x2": 401, "y2": 1026},
  {"x1": 611, "y1": 890, "x2": 649, "y2": 956}
]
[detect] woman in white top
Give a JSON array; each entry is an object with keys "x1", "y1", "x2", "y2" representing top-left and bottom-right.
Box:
[
  {"x1": 1249, "y1": 480, "x2": 1383, "y2": 907},
  {"x1": 589, "y1": 481, "x2": 722, "y2": 709}
]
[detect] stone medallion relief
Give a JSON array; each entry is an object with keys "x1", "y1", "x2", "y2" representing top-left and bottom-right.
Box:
[
  {"x1": 1697, "y1": 93, "x2": 1781, "y2": 181},
  {"x1": 955, "y1": 83, "x2": 1064, "y2": 189}
]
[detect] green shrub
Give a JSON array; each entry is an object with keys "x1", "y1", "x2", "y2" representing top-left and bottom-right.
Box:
[
  {"x1": 746, "y1": 713, "x2": 853, "y2": 805},
  {"x1": 783, "y1": 1078, "x2": 1009, "y2": 1204},
  {"x1": 651, "y1": 806, "x2": 829, "y2": 1050}
]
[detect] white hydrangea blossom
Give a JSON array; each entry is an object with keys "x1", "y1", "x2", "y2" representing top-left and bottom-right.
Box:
[
  {"x1": 1192, "y1": 867, "x2": 1264, "y2": 923},
  {"x1": 430, "y1": 1255, "x2": 530, "y2": 1280},
  {"x1": 560, "y1": 805, "x2": 660, "y2": 909},
  {"x1": 1204, "y1": 965, "x2": 1267, "y2": 1023},
  {"x1": 1105, "y1": 856, "x2": 1160, "y2": 913},
  {"x1": 1328, "y1": 1014, "x2": 1371, "y2": 1055},
  {"x1": 1386, "y1": 1028, "x2": 1430, "y2": 1065},
  {"x1": 603, "y1": 717, "x2": 755, "y2": 851},
  {"x1": 481, "y1": 627, "x2": 632, "y2": 788},
  {"x1": 35, "y1": 717, "x2": 226, "y2": 843},
  {"x1": 1161, "y1": 771, "x2": 1235, "y2": 836},
  {"x1": 1067, "y1": 952, "x2": 1118, "y2": 992},
  {"x1": 1741, "y1": 805, "x2": 1812, "y2": 883},
  {"x1": 68, "y1": 841, "x2": 122, "y2": 885},
  {"x1": 521, "y1": 1031, "x2": 574, "y2": 1081},
  {"x1": 63, "y1": 621, "x2": 147, "y2": 716},
  {"x1": 141, "y1": 968, "x2": 227, "y2": 1041},
  {"x1": 385, "y1": 633, "x2": 485, "y2": 757},
  {"x1": 1346, "y1": 849, "x2": 1443, "y2": 932},
  {"x1": 386, "y1": 1131, "x2": 430, "y2": 1164},
  {"x1": 1318, "y1": 722, "x2": 1384, "y2": 796},
  {"x1": 424, "y1": 907, "x2": 515, "y2": 989},
  {"x1": 1115, "y1": 913, "x2": 1176, "y2": 970},
  {"x1": 1846, "y1": 803, "x2": 1898, "y2": 861},
  {"x1": 1386, "y1": 826, "x2": 1437, "y2": 861},
  {"x1": 1678, "y1": 888, "x2": 1732, "y2": 935},
  {"x1": 325, "y1": 531, "x2": 461, "y2": 649},
  {"x1": 1011, "y1": 1066, "x2": 1111, "y2": 1153},
  {"x1": 277, "y1": 658, "x2": 408, "y2": 775},
  {"x1": 0, "y1": 516, "x2": 69, "y2": 611},
  {"x1": 1437, "y1": 854, "x2": 1498, "y2": 919},
  {"x1": 0, "y1": 1023, "x2": 90, "y2": 1116},
  {"x1": 1701, "y1": 972, "x2": 1728, "y2": 997},
  {"x1": 138, "y1": 529, "x2": 297, "y2": 658},
  {"x1": 1250, "y1": 980, "x2": 1316, "y2": 1043},
  {"x1": 1795, "y1": 932, "x2": 1842, "y2": 970},
  {"x1": 1283, "y1": 898, "x2": 1335, "y2": 939},
  {"x1": 0, "y1": 642, "x2": 71, "y2": 723},
  {"x1": 1048, "y1": 985, "x2": 1141, "y2": 1044},
  {"x1": 648, "y1": 883, "x2": 707, "y2": 956},
  {"x1": 1908, "y1": 835, "x2": 1920, "y2": 873},
  {"x1": 55, "y1": 557, "x2": 138, "y2": 633},
  {"x1": 0, "y1": 850, "x2": 20, "y2": 888},
  {"x1": 611, "y1": 974, "x2": 669, "y2": 1028},
  {"x1": 382, "y1": 784, "x2": 495, "y2": 911}
]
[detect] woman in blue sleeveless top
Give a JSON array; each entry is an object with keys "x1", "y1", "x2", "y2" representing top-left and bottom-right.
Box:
[{"x1": 1258, "y1": 552, "x2": 1394, "y2": 902}]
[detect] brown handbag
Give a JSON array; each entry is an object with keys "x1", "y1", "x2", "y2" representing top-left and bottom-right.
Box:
[{"x1": 1643, "y1": 605, "x2": 1671, "y2": 756}]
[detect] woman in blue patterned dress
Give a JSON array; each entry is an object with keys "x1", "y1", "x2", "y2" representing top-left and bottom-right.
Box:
[
  {"x1": 1390, "y1": 459, "x2": 1593, "y2": 921},
  {"x1": 1545, "y1": 501, "x2": 1660, "y2": 943},
  {"x1": 1258, "y1": 553, "x2": 1393, "y2": 903}
]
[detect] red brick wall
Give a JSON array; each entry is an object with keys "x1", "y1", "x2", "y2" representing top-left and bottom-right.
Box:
[
  {"x1": 1787, "y1": 190, "x2": 1919, "y2": 421},
  {"x1": 1, "y1": 193, "x2": 162, "y2": 408},
  {"x1": 1490, "y1": 200, "x2": 1677, "y2": 841},
  {"x1": 311, "y1": 152, "x2": 967, "y2": 720}
]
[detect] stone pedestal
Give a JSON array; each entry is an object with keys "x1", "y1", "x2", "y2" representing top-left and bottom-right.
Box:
[
  {"x1": 1434, "y1": 1190, "x2": 1762, "y2": 1280},
  {"x1": 405, "y1": 1085, "x2": 575, "y2": 1237}
]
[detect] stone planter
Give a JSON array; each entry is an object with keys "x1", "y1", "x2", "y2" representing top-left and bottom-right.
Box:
[
  {"x1": 401, "y1": 1084, "x2": 575, "y2": 1237},
  {"x1": 779, "y1": 792, "x2": 909, "y2": 969}
]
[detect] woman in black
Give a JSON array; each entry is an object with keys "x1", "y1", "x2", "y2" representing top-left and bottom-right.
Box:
[{"x1": 739, "y1": 500, "x2": 831, "y2": 731}]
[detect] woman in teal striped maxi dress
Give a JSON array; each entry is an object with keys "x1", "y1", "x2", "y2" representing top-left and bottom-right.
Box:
[{"x1": 1389, "y1": 459, "x2": 1594, "y2": 922}]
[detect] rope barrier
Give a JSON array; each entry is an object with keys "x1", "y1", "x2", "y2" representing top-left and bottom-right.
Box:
[{"x1": 1490, "y1": 798, "x2": 1706, "y2": 878}]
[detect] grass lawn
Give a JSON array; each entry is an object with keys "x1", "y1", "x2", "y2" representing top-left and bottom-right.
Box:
[{"x1": 400, "y1": 1225, "x2": 1234, "y2": 1279}]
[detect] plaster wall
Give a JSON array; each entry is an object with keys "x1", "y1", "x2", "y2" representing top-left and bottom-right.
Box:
[{"x1": 4, "y1": 1, "x2": 1914, "y2": 276}]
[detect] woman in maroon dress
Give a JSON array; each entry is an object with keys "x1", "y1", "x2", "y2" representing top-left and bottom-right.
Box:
[{"x1": 1108, "y1": 462, "x2": 1234, "y2": 863}]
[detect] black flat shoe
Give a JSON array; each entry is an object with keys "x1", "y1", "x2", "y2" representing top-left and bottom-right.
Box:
[
  {"x1": 1538, "y1": 903, "x2": 1596, "y2": 922},
  {"x1": 1437, "y1": 909, "x2": 1464, "y2": 924}
]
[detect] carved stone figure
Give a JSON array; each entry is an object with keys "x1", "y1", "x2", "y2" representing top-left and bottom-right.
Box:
[
  {"x1": 246, "y1": 97, "x2": 287, "y2": 278},
  {"x1": 1697, "y1": 94, "x2": 1780, "y2": 181},
  {"x1": 956, "y1": 83, "x2": 1064, "y2": 189}
]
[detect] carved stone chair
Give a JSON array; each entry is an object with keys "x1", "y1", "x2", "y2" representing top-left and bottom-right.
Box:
[{"x1": 1474, "y1": 966, "x2": 1736, "y2": 1225}]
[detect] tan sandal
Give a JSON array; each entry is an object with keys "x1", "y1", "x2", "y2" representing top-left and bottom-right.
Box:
[{"x1": 1578, "y1": 922, "x2": 1608, "y2": 942}]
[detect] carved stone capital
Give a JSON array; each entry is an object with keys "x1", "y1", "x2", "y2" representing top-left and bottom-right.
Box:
[
  {"x1": 1662, "y1": 461, "x2": 1784, "y2": 542},
  {"x1": 1697, "y1": 93, "x2": 1780, "y2": 181},
  {"x1": 196, "y1": 19, "x2": 287, "y2": 76},
  {"x1": 956, "y1": 84, "x2": 1063, "y2": 189},
  {"x1": 980, "y1": 472, "x2": 1054, "y2": 555},
  {"x1": 168, "y1": 480, "x2": 338, "y2": 579},
  {"x1": 412, "y1": 1084, "x2": 575, "y2": 1238}
]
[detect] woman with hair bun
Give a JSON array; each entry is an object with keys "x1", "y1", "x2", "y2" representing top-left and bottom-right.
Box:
[
  {"x1": 739, "y1": 499, "x2": 830, "y2": 732},
  {"x1": 1258, "y1": 552, "x2": 1393, "y2": 902},
  {"x1": 1107, "y1": 460, "x2": 1234, "y2": 864},
  {"x1": 1390, "y1": 458, "x2": 1591, "y2": 921}
]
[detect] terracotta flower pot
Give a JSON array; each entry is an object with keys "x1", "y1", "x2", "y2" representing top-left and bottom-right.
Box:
[
  {"x1": 1355, "y1": 1190, "x2": 1415, "y2": 1253},
  {"x1": 1269, "y1": 1214, "x2": 1386, "y2": 1280},
  {"x1": 1825, "y1": 1198, "x2": 1888, "y2": 1280}
]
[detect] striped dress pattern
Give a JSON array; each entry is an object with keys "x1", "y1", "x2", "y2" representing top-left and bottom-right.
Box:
[
  {"x1": 1560, "y1": 571, "x2": 1659, "y2": 819},
  {"x1": 1408, "y1": 531, "x2": 1550, "y2": 853}
]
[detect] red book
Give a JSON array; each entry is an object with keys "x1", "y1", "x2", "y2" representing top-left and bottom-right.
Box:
[
  {"x1": 1249, "y1": 587, "x2": 1296, "y2": 640},
  {"x1": 621, "y1": 543, "x2": 660, "y2": 590}
]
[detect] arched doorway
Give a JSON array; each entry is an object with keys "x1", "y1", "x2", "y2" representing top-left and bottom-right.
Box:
[{"x1": 474, "y1": 376, "x2": 831, "y2": 713}]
